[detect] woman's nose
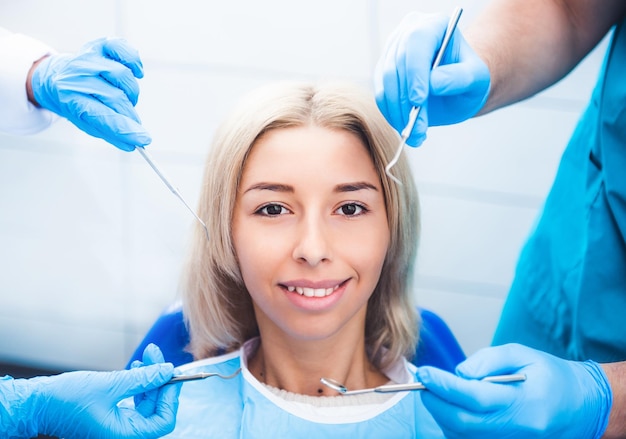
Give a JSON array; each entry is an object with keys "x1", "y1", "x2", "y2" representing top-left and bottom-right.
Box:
[{"x1": 291, "y1": 216, "x2": 332, "y2": 266}]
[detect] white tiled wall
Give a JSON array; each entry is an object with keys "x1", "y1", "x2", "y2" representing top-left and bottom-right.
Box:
[{"x1": 0, "y1": 0, "x2": 608, "y2": 370}]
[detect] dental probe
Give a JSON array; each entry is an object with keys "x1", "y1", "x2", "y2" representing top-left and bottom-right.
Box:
[
  {"x1": 385, "y1": 6, "x2": 464, "y2": 185},
  {"x1": 135, "y1": 146, "x2": 210, "y2": 243},
  {"x1": 168, "y1": 368, "x2": 242, "y2": 384},
  {"x1": 320, "y1": 373, "x2": 526, "y2": 396}
]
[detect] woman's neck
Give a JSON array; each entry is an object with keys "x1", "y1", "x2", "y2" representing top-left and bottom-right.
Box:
[{"x1": 247, "y1": 328, "x2": 388, "y2": 397}]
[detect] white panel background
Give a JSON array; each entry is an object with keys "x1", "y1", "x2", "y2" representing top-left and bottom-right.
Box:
[{"x1": 0, "y1": 0, "x2": 608, "y2": 370}]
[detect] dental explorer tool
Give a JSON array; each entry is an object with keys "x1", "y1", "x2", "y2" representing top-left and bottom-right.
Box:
[
  {"x1": 385, "y1": 6, "x2": 464, "y2": 185},
  {"x1": 135, "y1": 146, "x2": 210, "y2": 243},
  {"x1": 168, "y1": 368, "x2": 242, "y2": 384},
  {"x1": 320, "y1": 373, "x2": 526, "y2": 396}
]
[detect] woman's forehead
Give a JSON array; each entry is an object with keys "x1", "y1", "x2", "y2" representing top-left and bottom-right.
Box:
[{"x1": 243, "y1": 126, "x2": 376, "y2": 178}]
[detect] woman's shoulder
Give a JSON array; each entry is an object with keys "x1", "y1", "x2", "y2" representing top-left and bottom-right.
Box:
[
  {"x1": 176, "y1": 349, "x2": 242, "y2": 374},
  {"x1": 171, "y1": 349, "x2": 245, "y2": 437}
]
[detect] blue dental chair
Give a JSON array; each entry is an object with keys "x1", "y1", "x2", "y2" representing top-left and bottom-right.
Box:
[{"x1": 128, "y1": 303, "x2": 466, "y2": 372}]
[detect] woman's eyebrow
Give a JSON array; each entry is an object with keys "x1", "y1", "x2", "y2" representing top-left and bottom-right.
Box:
[
  {"x1": 334, "y1": 182, "x2": 378, "y2": 193},
  {"x1": 243, "y1": 182, "x2": 294, "y2": 194},
  {"x1": 242, "y1": 181, "x2": 378, "y2": 194}
]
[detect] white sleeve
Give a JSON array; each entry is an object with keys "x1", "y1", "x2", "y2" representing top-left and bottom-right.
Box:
[{"x1": 0, "y1": 27, "x2": 57, "y2": 135}]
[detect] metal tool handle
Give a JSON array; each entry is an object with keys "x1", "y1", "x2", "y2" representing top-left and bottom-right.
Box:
[
  {"x1": 375, "y1": 382, "x2": 427, "y2": 393},
  {"x1": 168, "y1": 368, "x2": 242, "y2": 383},
  {"x1": 169, "y1": 373, "x2": 214, "y2": 383},
  {"x1": 374, "y1": 372, "x2": 527, "y2": 393},
  {"x1": 135, "y1": 146, "x2": 210, "y2": 243}
]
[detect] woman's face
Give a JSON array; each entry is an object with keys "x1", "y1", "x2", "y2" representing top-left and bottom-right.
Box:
[{"x1": 232, "y1": 125, "x2": 390, "y2": 343}]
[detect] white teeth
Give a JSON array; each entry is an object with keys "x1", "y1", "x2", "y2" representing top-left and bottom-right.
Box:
[
  {"x1": 287, "y1": 284, "x2": 340, "y2": 297},
  {"x1": 303, "y1": 288, "x2": 315, "y2": 297}
]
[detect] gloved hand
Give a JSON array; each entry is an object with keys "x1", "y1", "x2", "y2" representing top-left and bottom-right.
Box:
[
  {"x1": 30, "y1": 37, "x2": 151, "y2": 151},
  {"x1": 374, "y1": 11, "x2": 490, "y2": 146},
  {"x1": 2, "y1": 347, "x2": 181, "y2": 439},
  {"x1": 131, "y1": 343, "x2": 182, "y2": 418},
  {"x1": 418, "y1": 343, "x2": 612, "y2": 439}
]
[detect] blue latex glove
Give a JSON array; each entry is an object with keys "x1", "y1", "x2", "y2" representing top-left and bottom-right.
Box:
[
  {"x1": 418, "y1": 343, "x2": 612, "y2": 438},
  {"x1": 374, "y1": 11, "x2": 490, "y2": 146},
  {"x1": 0, "y1": 354, "x2": 180, "y2": 438},
  {"x1": 130, "y1": 343, "x2": 182, "y2": 417},
  {"x1": 30, "y1": 37, "x2": 151, "y2": 151}
]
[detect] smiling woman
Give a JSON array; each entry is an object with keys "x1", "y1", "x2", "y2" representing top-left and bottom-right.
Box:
[
  {"x1": 234, "y1": 124, "x2": 393, "y2": 392},
  {"x1": 161, "y1": 81, "x2": 442, "y2": 437}
]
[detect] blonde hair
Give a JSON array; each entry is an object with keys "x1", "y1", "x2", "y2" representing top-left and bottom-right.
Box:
[{"x1": 182, "y1": 81, "x2": 420, "y2": 369}]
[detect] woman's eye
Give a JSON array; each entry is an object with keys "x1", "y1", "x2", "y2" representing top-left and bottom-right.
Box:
[
  {"x1": 336, "y1": 203, "x2": 366, "y2": 216},
  {"x1": 257, "y1": 204, "x2": 289, "y2": 216}
]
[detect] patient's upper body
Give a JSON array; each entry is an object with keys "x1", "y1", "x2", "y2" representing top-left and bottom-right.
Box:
[
  {"x1": 141, "y1": 81, "x2": 432, "y2": 437},
  {"x1": 156, "y1": 338, "x2": 443, "y2": 438}
]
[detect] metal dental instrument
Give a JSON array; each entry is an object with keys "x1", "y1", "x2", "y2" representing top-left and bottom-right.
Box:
[
  {"x1": 385, "y1": 6, "x2": 464, "y2": 185},
  {"x1": 320, "y1": 373, "x2": 526, "y2": 396},
  {"x1": 169, "y1": 367, "x2": 242, "y2": 383},
  {"x1": 135, "y1": 146, "x2": 210, "y2": 243}
]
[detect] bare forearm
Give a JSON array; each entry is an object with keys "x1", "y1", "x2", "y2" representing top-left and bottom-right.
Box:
[
  {"x1": 466, "y1": 0, "x2": 625, "y2": 114},
  {"x1": 602, "y1": 362, "x2": 626, "y2": 438}
]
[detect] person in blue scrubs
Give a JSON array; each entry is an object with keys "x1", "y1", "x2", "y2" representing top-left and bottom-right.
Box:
[
  {"x1": 0, "y1": 32, "x2": 180, "y2": 438},
  {"x1": 130, "y1": 80, "x2": 442, "y2": 437},
  {"x1": 375, "y1": 0, "x2": 626, "y2": 437}
]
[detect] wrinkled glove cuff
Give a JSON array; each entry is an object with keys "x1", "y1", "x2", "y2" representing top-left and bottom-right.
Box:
[
  {"x1": 582, "y1": 360, "x2": 613, "y2": 439},
  {"x1": 0, "y1": 376, "x2": 42, "y2": 438},
  {"x1": 30, "y1": 54, "x2": 66, "y2": 116}
]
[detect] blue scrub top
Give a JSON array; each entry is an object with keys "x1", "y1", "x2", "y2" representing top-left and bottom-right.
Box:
[{"x1": 493, "y1": 18, "x2": 626, "y2": 362}]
